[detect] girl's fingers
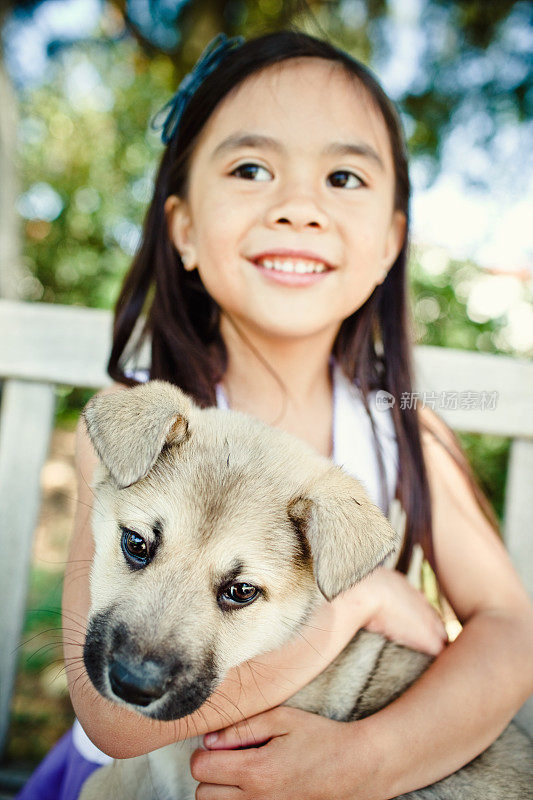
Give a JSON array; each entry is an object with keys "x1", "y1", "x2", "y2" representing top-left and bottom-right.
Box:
[
  {"x1": 423, "y1": 616, "x2": 446, "y2": 653},
  {"x1": 191, "y1": 746, "x2": 254, "y2": 786},
  {"x1": 410, "y1": 615, "x2": 446, "y2": 655},
  {"x1": 427, "y1": 634, "x2": 446, "y2": 656},
  {"x1": 430, "y1": 613, "x2": 448, "y2": 649},
  {"x1": 203, "y1": 708, "x2": 281, "y2": 749}
]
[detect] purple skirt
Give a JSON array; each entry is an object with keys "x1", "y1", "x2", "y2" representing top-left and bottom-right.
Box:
[{"x1": 16, "y1": 727, "x2": 101, "y2": 800}]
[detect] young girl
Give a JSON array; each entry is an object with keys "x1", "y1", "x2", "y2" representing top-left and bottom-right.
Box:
[{"x1": 19, "y1": 29, "x2": 533, "y2": 800}]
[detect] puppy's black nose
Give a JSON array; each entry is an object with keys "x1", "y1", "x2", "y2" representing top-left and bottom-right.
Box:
[{"x1": 108, "y1": 658, "x2": 168, "y2": 706}]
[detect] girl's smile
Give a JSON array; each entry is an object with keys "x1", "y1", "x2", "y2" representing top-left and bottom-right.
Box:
[{"x1": 247, "y1": 254, "x2": 333, "y2": 287}]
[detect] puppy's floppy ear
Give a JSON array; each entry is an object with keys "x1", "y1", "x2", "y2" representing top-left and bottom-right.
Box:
[
  {"x1": 82, "y1": 380, "x2": 193, "y2": 488},
  {"x1": 288, "y1": 465, "x2": 401, "y2": 601}
]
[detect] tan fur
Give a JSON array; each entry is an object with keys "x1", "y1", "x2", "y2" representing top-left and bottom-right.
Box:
[{"x1": 79, "y1": 381, "x2": 532, "y2": 800}]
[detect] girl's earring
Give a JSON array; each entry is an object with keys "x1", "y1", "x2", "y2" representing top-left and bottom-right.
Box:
[{"x1": 181, "y1": 252, "x2": 196, "y2": 271}]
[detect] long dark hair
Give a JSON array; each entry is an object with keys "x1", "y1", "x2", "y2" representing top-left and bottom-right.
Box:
[{"x1": 108, "y1": 29, "x2": 501, "y2": 579}]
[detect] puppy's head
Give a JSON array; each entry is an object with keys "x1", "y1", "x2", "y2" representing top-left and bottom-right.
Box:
[{"x1": 82, "y1": 380, "x2": 400, "y2": 720}]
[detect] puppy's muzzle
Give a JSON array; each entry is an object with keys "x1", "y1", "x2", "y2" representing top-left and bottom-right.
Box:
[{"x1": 84, "y1": 609, "x2": 218, "y2": 720}]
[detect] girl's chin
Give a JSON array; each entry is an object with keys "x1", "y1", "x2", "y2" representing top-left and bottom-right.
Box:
[{"x1": 232, "y1": 313, "x2": 343, "y2": 343}]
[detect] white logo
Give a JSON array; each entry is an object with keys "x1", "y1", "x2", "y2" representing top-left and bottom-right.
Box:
[{"x1": 375, "y1": 390, "x2": 395, "y2": 411}]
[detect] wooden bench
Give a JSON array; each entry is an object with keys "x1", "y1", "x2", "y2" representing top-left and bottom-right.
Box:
[{"x1": 1, "y1": 297, "x2": 532, "y2": 768}]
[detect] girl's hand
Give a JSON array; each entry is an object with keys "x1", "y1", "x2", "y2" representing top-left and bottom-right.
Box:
[
  {"x1": 350, "y1": 567, "x2": 448, "y2": 656},
  {"x1": 191, "y1": 706, "x2": 384, "y2": 800}
]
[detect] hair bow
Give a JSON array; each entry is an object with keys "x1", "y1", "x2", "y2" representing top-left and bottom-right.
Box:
[{"x1": 152, "y1": 32, "x2": 245, "y2": 145}]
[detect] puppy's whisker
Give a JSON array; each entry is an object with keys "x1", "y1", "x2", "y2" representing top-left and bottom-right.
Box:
[
  {"x1": 78, "y1": 469, "x2": 105, "y2": 508},
  {"x1": 62, "y1": 666, "x2": 86, "y2": 681},
  {"x1": 190, "y1": 706, "x2": 207, "y2": 741},
  {"x1": 47, "y1": 664, "x2": 84, "y2": 686},
  {"x1": 55, "y1": 657, "x2": 86, "y2": 671},
  {"x1": 58, "y1": 637, "x2": 85, "y2": 648},
  {"x1": 242, "y1": 659, "x2": 309, "y2": 694},
  {"x1": 202, "y1": 703, "x2": 244, "y2": 736},
  {"x1": 245, "y1": 661, "x2": 299, "y2": 692},
  {"x1": 65, "y1": 664, "x2": 89, "y2": 686},
  {"x1": 175, "y1": 711, "x2": 196, "y2": 745},
  {"x1": 40, "y1": 606, "x2": 87, "y2": 625},
  {"x1": 64, "y1": 566, "x2": 92, "y2": 581},
  {"x1": 31, "y1": 622, "x2": 85, "y2": 639},
  {"x1": 60, "y1": 639, "x2": 85, "y2": 652},
  {"x1": 170, "y1": 719, "x2": 180, "y2": 746},
  {"x1": 74, "y1": 495, "x2": 100, "y2": 513},
  {"x1": 243, "y1": 660, "x2": 271, "y2": 707},
  {"x1": 203, "y1": 694, "x2": 244, "y2": 729},
  {"x1": 72, "y1": 671, "x2": 93, "y2": 696},
  {"x1": 275, "y1": 618, "x2": 328, "y2": 658},
  {"x1": 74, "y1": 494, "x2": 108, "y2": 521},
  {"x1": 63, "y1": 572, "x2": 91, "y2": 589},
  {"x1": 60, "y1": 612, "x2": 88, "y2": 629},
  {"x1": 64, "y1": 563, "x2": 91, "y2": 577},
  {"x1": 24, "y1": 640, "x2": 72, "y2": 663},
  {"x1": 37, "y1": 655, "x2": 82, "y2": 674},
  {"x1": 294, "y1": 620, "x2": 337, "y2": 633},
  {"x1": 16, "y1": 627, "x2": 64, "y2": 651}
]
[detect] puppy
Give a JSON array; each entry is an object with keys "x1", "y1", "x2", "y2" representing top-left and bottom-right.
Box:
[{"x1": 78, "y1": 380, "x2": 532, "y2": 800}]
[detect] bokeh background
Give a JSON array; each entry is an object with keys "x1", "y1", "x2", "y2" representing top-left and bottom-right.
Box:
[{"x1": 1, "y1": 0, "x2": 532, "y2": 774}]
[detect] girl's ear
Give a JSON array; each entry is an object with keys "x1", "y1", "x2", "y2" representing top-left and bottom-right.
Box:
[
  {"x1": 164, "y1": 195, "x2": 198, "y2": 271},
  {"x1": 380, "y1": 209, "x2": 407, "y2": 278}
]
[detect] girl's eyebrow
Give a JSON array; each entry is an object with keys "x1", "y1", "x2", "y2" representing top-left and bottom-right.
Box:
[{"x1": 210, "y1": 131, "x2": 384, "y2": 171}]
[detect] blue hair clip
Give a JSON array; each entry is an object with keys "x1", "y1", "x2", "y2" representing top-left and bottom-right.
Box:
[{"x1": 152, "y1": 32, "x2": 245, "y2": 145}]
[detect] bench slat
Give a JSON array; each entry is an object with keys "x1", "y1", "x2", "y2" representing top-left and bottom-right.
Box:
[
  {"x1": 413, "y1": 346, "x2": 533, "y2": 438},
  {"x1": 0, "y1": 380, "x2": 56, "y2": 754},
  {"x1": 0, "y1": 300, "x2": 113, "y2": 388},
  {"x1": 505, "y1": 438, "x2": 533, "y2": 600},
  {"x1": 2, "y1": 300, "x2": 532, "y2": 436},
  {"x1": 503, "y1": 438, "x2": 533, "y2": 737}
]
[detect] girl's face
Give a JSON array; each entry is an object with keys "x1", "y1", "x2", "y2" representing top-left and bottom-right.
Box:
[{"x1": 166, "y1": 57, "x2": 406, "y2": 343}]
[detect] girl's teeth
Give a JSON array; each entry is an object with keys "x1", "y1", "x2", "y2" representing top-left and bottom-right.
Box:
[{"x1": 258, "y1": 258, "x2": 327, "y2": 274}]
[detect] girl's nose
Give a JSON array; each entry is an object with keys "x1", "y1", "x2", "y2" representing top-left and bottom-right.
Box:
[{"x1": 265, "y1": 190, "x2": 330, "y2": 231}]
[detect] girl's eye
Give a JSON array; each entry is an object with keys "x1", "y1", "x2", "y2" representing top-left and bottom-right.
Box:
[
  {"x1": 328, "y1": 170, "x2": 365, "y2": 189},
  {"x1": 218, "y1": 582, "x2": 260, "y2": 609},
  {"x1": 121, "y1": 527, "x2": 149, "y2": 569},
  {"x1": 230, "y1": 162, "x2": 366, "y2": 189},
  {"x1": 230, "y1": 163, "x2": 365, "y2": 190},
  {"x1": 230, "y1": 162, "x2": 271, "y2": 181}
]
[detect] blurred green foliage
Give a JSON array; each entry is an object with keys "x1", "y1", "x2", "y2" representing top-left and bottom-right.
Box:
[
  {"x1": 9, "y1": 569, "x2": 75, "y2": 766},
  {"x1": 17, "y1": 37, "x2": 176, "y2": 309},
  {"x1": 18, "y1": 569, "x2": 64, "y2": 674}
]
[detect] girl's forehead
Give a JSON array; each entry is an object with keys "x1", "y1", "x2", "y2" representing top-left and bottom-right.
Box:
[{"x1": 195, "y1": 57, "x2": 393, "y2": 170}]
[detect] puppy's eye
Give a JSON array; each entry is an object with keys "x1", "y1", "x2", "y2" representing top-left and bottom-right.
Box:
[
  {"x1": 121, "y1": 528, "x2": 149, "y2": 569},
  {"x1": 219, "y1": 583, "x2": 259, "y2": 609}
]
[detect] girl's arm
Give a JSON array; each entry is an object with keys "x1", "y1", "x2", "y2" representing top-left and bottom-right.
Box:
[
  {"x1": 339, "y1": 407, "x2": 533, "y2": 797},
  {"x1": 62, "y1": 385, "x2": 445, "y2": 760}
]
